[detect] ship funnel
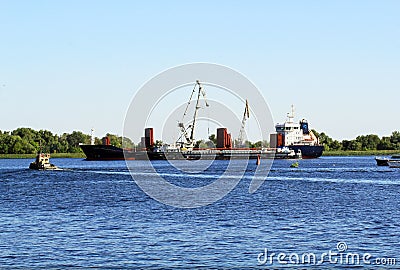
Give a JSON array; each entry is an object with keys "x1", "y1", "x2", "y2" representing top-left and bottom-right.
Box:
[{"x1": 300, "y1": 119, "x2": 309, "y2": 135}]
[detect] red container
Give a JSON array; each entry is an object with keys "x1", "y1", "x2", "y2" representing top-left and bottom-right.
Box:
[
  {"x1": 226, "y1": 133, "x2": 232, "y2": 149},
  {"x1": 102, "y1": 137, "x2": 110, "y2": 146},
  {"x1": 217, "y1": 128, "x2": 227, "y2": 149},
  {"x1": 144, "y1": 128, "x2": 154, "y2": 149},
  {"x1": 277, "y1": 133, "x2": 285, "y2": 147},
  {"x1": 217, "y1": 128, "x2": 232, "y2": 149}
]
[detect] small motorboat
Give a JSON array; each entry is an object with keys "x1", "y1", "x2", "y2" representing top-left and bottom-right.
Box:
[
  {"x1": 29, "y1": 153, "x2": 59, "y2": 170},
  {"x1": 375, "y1": 154, "x2": 400, "y2": 166},
  {"x1": 388, "y1": 160, "x2": 400, "y2": 168}
]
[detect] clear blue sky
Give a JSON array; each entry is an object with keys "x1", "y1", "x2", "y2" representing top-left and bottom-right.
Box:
[{"x1": 1, "y1": 1, "x2": 399, "y2": 141}]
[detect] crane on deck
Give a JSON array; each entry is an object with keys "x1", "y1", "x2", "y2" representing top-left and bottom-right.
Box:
[
  {"x1": 237, "y1": 99, "x2": 250, "y2": 147},
  {"x1": 177, "y1": 80, "x2": 209, "y2": 149}
]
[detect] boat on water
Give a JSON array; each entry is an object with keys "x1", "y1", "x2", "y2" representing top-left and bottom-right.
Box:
[
  {"x1": 80, "y1": 82, "x2": 317, "y2": 161},
  {"x1": 269, "y1": 105, "x2": 324, "y2": 159},
  {"x1": 80, "y1": 126, "x2": 307, "y2": 161},
  {"x1": 375, "y1": 154, "x2": 400, "y2": 166},
  {"x1": 29, "y1": 153, "x2": 59, "y2": 170},
  {"x1": 80, "y1": 127, "x2": 301, "y2": 161},
  {"x1": 388, "y1": 160, "x2": 400, "y2": 168}
]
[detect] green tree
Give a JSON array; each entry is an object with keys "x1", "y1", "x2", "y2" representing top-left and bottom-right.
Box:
[
  {"x1": 11, "y1": 127, "x2": 38, "y2": 141},
  {"x1": 244, "y1": 140, "x2": 253, "y2": 148},
  {"x1": 330, "y1": 140, "x2": 342, "y2": 151},
  {"x1": 94, "y1": 137, "x2": 102, "y2": 145},
  {"x1": 0, "y1": 134, "x2": 36, "y2": 154},
  {"x1": 208, "y1": 134, "x2": 217, "y2": 145},
  {"x1": 355, "y1": 134, "x2": 381, "y2": 150},
  {"x1": 66, "y1": 131, "x2": 90, "y2": 152},
  {"x1": 318, "y1": 132, "x2": 333, "y2": 151},
  {"x1": 0, "y1": 133, "x2": 10, "y2": 153},
  {"x1": 38, "y1": 129, "x2": 58, "y2": 152},
  {"x1": 311, "y1": 129, "x2": 319, "y2": 138},
  {"x1": 344, "y1": 140, "x2": 362, "y2": 151},
  {"x1": 390, "y1": 131, "x2": 400, "y2": 149},
  {"x1": 377, "y1": 136, "x2": 393, "y2": 150},
  {"x1": 194, "y1": 139, "x2": 204, "y2": 148},
  {"x1": 11, "y1": 127, "x2": 39, "y2": 152},
  {"x1": 106, "y1": 133, "x2": 122, "y2": 148},
  {"x1": 58, "y1": 133, "x2": 70, "y2": 153},
  {"x1": 253, "y1": 141, "x2": 263, "y2": 148},
  {"x1": 11, "y1": 136, "x2": 36, "y2": 154},
  {"x1": 122, "y1": 137, "x2": 134, "y2": 149}
]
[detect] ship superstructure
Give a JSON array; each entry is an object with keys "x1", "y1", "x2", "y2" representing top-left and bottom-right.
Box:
[{"x1": 270, "y1": 105, "x2": 323, "y2": 158}]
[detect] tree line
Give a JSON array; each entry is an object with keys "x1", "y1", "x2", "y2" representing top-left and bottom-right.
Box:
[
  {"x1": 0, "y1": 127, "x2": 133, "y2": 154},
  {"x1": 313, "y1": 130, "x2": 400, "y2": 151}
]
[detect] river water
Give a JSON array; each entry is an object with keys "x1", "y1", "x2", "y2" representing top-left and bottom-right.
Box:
[{"x1": 0, "y1": 156, "x2": 399, "y2": 268}]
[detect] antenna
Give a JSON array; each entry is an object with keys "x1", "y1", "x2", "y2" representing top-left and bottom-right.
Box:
[
  {"x1": 287, "y1": 105, "x2": 295, "y2": 123},
  {"x1": 291, "y1": 104, "x2": 295, "y2": 118}
]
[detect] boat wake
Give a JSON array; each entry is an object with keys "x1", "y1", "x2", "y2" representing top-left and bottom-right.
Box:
[{"x1": 78, "y1": 169, "x2": 400, "y2": 186}]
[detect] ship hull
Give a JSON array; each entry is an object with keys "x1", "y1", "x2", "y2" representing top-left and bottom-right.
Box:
[
  {"x1": 375, "y1": 157, "x2": 389, "y2": 166},
  {"x1": 288, "y1": 145, "x2": 324, "y2": 159},
  {"x1": 80, "y1": 145, "x2": 301, "y2": 161},
  {"x1": 80, "y1": 144, "x2": 134, "y2": 160}
]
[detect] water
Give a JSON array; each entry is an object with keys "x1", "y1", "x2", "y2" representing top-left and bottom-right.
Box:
[{"x1": 0, "y1": 157, "x2": 399, "y2": 268}]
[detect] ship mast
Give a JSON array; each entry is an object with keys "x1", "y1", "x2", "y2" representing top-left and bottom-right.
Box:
[
  {"x1": 90, "y1": 128, "x2": 95, "y2": 145},
  {"x1": 287, "y1": 104, "x2": 295, "y2": 123}
]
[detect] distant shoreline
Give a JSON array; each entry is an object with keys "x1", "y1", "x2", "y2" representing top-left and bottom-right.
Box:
[
  {"x1": 0, "y1": 153, "x2": 86, "y2": 159},
  {"x1": 322, "y1": 150, "x2": 399, "y2": 156},
  {"x1": 0, "y1": 150, "x2": 399, "y2": 159}
]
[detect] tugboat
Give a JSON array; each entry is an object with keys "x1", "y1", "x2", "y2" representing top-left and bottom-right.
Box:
[
  {"x1": 269, "y1": 105, "x2": 324, "y2": 159},
  {"x1": 29, "y1": 153, "x2": 59, "y2": 170}
]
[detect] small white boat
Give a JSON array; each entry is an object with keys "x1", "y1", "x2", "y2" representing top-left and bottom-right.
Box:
[{"x1": 388, "y1": 160, "x2": 400, "y2": 168}]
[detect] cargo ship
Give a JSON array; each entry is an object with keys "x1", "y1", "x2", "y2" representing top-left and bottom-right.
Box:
[
  {"x1": 80, "y1": 81, "x2": 319, "y2": 160},
  {"x1": 269, "y1": 105, "x2": 324, "y2": 159},
  {"x1": 80, "y1": 127, "x2": 302, "y2": 160}
]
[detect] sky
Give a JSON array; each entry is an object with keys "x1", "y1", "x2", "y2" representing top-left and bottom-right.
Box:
[{"x1": 0, "y1": 1, "x2": 399, "y2": 142}]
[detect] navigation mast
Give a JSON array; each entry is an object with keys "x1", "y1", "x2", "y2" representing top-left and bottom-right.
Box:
[
  {"x1": 287, "y1": 104, "x2": 295, "y2": 123},
  {"x1": 90, "y1": 128, "x2": 95, "y2": 145}
]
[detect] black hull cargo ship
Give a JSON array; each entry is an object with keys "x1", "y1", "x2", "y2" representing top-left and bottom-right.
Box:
[
  {"x1": 80, "y1": 144, "x2": 276, "y2": 161},
  {"x1": 80, "y1": 113, "x2": 323, "y2": 161},
  {"x1": 80, "y1": 127, "x2": 300, "y2": 161},
  {"x1": 288, "y1": 145, "x2": 324, "y2": 159},
  {"x1": 80, "y1": 82, "x2": 322, "y2": 160}
]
